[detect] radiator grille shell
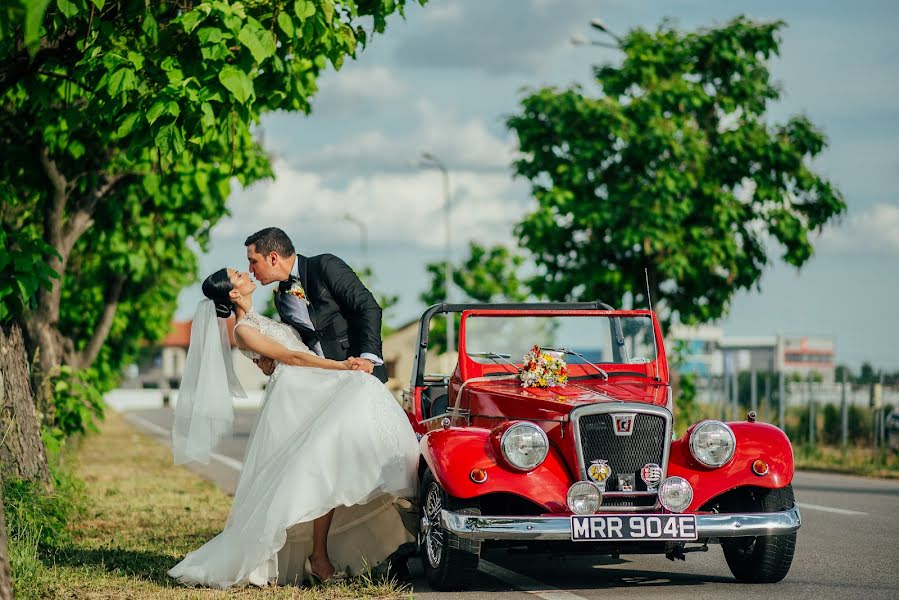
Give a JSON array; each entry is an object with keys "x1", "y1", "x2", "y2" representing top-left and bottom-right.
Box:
[{"x1": 571, "y1": 404, "x2": 672, "y2": 510}]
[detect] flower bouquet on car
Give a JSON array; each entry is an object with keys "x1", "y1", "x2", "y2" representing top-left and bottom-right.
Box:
[{"x1": 519, "y1": 345, "x2": 568, "y2": 388}]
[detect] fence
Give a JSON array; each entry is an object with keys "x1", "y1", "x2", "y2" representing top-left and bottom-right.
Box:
[
  {"x1": 104, "y1": 388, "x2": 265, "y2": 412},
  {"x1": 689, "y1": 371, "x2": 898, "y2": 450}
]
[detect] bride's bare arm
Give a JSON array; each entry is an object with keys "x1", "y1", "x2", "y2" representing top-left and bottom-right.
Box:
[{"x1": 234, "y1": 326, "x2": 350, "y2": 370}]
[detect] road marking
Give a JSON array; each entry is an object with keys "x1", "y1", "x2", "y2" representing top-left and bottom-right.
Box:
[
  {"x1": 797, "y1": 502, "x2": 867, "y2": 516},
  {"x1": 209, "y1": 452, "x2": 243, "y2": 471},
  {"x1": 480, "y1": 559, "x2": 589, "y2": 600},
  {"x1": 124, "y1": 413, "x2": 244, "y2": 471}
]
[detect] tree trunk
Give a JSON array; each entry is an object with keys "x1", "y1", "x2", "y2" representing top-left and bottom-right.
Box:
[
  {"x1": 20, "y1": 319, "x2": 65, "y2": 423},
  {"x1": 0, "y1": 322, "x2": 51, "y2": 486},
  {"x1": 0, "y1": 472, "x2": 13, "y2": 600}
]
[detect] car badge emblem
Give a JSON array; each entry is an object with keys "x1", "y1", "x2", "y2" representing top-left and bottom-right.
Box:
[
  {"x1": 640, "y1": 463, "x2": 662, "y2": 491},
  {"x1": 617, "y1": 473, "x2": 635, "y2": 492},
  {"x1": 612, "y1": 413, "x2": 636, "y2": 436},
  {"x1": 587, "y1": 459, "x2": 612, "y2": 488}
]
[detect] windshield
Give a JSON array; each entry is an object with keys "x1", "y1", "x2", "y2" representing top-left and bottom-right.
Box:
[{"x1": 463, "y1": 315, "x2": 657, "y2": 367}]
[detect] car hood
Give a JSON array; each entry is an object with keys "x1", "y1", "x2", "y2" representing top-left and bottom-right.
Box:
[{"x1": 463, "y1": 377, "x2": 669, "y2": 419}]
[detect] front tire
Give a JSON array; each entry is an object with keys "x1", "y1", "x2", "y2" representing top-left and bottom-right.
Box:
[
  {"x1": 419, "y1": 468, "x2": 481, "y2": 591},
  {"x1": 722, "y1": 485, "x2": 797, "y2": 583}
]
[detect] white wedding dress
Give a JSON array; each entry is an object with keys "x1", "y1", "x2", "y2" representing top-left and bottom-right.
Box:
[{"x1": 168, "y1": 309, "x2": 420, "y2": 588}]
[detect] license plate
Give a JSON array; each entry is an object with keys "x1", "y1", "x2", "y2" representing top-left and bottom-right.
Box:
[{"x1": 570, "y1": 514, "x2": 698, "y2": 542}]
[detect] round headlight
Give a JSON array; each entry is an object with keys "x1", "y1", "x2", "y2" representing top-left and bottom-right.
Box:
[
  {"x1": 567, "y1": 481, "x2": 603, "y2": 515},
  {"x1": 658, "y1": 476, "x2": 693, "y2": 513},
  {"x1": 500, "y1": 422, "x2": 549, "y2": 471},
  {"x1": 689, "y1": 420, "x2": 736, "y2": 467}
]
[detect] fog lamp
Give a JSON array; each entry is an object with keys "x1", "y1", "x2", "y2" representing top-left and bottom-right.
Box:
[
  {"x1": 658, "y1": 476, "x2": 693, "y2": 513},
  {"x1": 567, "y1": 481, "x2": 603, "y2": 515}
]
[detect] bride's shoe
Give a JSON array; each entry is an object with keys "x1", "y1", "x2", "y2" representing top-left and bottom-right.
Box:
[{"x1": 304, "y1": 556, "x2": 348, "y2": 584}]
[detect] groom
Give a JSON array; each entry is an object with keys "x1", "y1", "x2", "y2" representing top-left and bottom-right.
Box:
[
  {"x1": 245, "y1": 227, "x2": 388, "y2": 383},
  {"x1": 244, "y1": 227, "x2": 413, "y2": 580}
]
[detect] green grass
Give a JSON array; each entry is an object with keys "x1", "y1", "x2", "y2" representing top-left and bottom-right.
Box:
[
  {"x1": 793, "y1": 444, "x2": 899, "y2": 479},
  {"x1": 677, "y1": 402, "x2": 899, "y2": 478},
  {"x1": 7, "y1": 411, "x2": 413, "y2": 599}
]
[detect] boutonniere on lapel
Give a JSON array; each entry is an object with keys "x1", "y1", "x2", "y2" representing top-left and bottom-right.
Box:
[{"x1": 278, "y1": 281, "x2": 310, "y2": 306}]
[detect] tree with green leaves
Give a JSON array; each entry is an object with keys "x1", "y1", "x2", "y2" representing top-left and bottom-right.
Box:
[
  {"x1": 421, "y1": 242, "x2": 529, "y2": 353},
  {"x1": 507, "y1": 16, "x2": 845, "y2": 326},
  {"x1": 0, "y1": 0, "x2": 419, "y2": 478},
  {"x1": 355, "y1": 265, "x2": 399, "y2": 337}
]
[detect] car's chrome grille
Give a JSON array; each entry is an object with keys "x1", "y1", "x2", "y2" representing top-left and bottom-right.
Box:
[
  {"x1": 577, "y1": 412, "x2": 667, "y2": 493},
  {"x1": 599, "y1": 495, "x2": 658, "y2": 509}
]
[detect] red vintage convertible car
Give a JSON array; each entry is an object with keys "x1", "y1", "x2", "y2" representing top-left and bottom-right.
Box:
[{"x1": 402, "y1": 302, "x2": 800, "y2": 591}]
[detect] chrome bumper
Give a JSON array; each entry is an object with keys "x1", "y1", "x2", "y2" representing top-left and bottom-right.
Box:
[{"x1": 439, "y1": 504, "x2": 801, "y2": 541}]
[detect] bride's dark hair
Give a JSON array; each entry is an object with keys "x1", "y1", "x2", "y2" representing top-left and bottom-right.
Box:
[{"x1": 202, "y1": 269, "x2": 234, "y2": 318}]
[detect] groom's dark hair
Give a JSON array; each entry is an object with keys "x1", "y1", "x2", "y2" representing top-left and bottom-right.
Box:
[{"x1": 245, "y1": 227, "x2": 295, "y2": 257}]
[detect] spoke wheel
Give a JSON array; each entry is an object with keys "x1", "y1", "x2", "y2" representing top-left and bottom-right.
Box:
[
  {"x1": 423, "y1": 481, "x2": 445, "y2": 568},
  {"x1": 418, "y1": 468, "x2": 481, "y2": 591}
]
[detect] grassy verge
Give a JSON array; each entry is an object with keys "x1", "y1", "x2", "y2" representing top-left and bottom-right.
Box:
[
  {"x1": 678, "y1": 402, "x2": 899, "y2": 478},
  {"x1": 793, "y1": 444, "x2": 899, "y2": 479},
  {"x1": 9, "y1": 411, "x2": 412, "y2": 599}
]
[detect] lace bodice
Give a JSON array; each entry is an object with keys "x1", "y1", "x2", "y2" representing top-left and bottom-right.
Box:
[{"x1": 234, "y1": 310, "x2": 314, "y2": 377}]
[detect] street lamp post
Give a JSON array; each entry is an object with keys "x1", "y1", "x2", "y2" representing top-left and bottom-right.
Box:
[
  {"x1": 420, "y1": 151, "x2": 454, "y2": 357},
  {"x1": 590, "y1": 18, "x2": 622, "y2": 43},
  {"x1": 341, "y1": 213, "x2": 368, "y2": 265},
  {"x1": 572, "y1": 18, "x2": 622, "y2": 50},
  {"x1": 570, "y1": 34, "x2": 619, "y2": 49}
]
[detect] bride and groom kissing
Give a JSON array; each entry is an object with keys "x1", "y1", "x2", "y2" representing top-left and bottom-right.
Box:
[{"x1": 168, "y1": 227, "x2": 420, "y2": 588}]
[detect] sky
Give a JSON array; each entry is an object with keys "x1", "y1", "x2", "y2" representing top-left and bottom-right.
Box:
[{"x1": 176, "y1": 0, "x2": 899, "y2": 371}]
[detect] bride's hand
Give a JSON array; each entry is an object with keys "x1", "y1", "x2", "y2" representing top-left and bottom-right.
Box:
[
  {"x1": 254, "y1": 357, "x2": 276, "y2": 376},
  {"x1": 344, "y1": 356, "x2": 368, "y2": 372},
  {"x1": 346, "y1": 356, "x2": 374, "y2": 374}
]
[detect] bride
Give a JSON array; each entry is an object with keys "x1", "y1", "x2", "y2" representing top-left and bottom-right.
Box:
[{"x1": 167, "y1": 268, "x2": 419, "y2": 588}]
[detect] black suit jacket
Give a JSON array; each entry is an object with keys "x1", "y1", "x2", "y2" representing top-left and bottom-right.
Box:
[{"x1": 275, "y1": 253, "x2": 387, "y2": 383}]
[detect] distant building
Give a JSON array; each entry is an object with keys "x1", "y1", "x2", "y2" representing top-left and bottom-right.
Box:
[
  {"x1": 777, "y1": 335, "x2": 836, "y2": 382},
  {"x1": 381, "y1": 319, "x2": 446, "y2": 401},
  {"x1": 667, "y1": 325, "x2": 723, "y2": 377},
  {"x1": 669, "y1": 327, "x2": 836, "y2": 382},
  {"x1": 122, "y1": 317, "x2": 268, "y2": 392}
]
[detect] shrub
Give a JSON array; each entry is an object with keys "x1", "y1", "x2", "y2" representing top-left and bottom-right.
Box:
[
  {"x1": 821, "y1": 403, "x2": 841, "y2": 445},
  {"x1": 43, "y1": 366, "x2": 106, "y2": 453},
  {"x1": 848, "y1": 405, "x2": 872, "y2": 444}
]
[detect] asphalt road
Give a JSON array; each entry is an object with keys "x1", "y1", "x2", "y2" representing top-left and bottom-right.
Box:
[{"x1": 128, "y1": 407, "x2": 899, "y2": 600}]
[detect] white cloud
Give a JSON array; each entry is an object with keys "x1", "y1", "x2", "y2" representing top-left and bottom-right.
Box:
[
  {"x1": 417, "y1": 1, "x2": 463, "y2": 25},
  {"x1": 215, "y1": 160, "x2": 526, "y2": 251},
  {"x1": 310, "y1": 65, "x2": 407, "y2": 116},
  {"x1": 394, "y1": 0, "x2": 596, "y2": 75},
  {"x1": 295, "y1": 99, "x2": 517, "y2": 172},
  {"x1": 817, "y1": 203, "x2": 899, "y2": 256},
  {"x1": 317, "y1": 65, "x2": 406, "y2": 100}
]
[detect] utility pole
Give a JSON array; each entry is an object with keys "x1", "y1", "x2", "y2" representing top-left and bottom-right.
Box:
[
  {"x1": 750, "y1": 367, "x2": 758, "y2": 413},
  {"x1": 840, "y1": 369, "x2": 848, "y2": 448},
  {"x1": 778, "y1": 370, "x2": 785, "y2": 431},
  {"x1": 421, "y1": 152, "x2": 454, "y2": 357},
  {"x1": 808, "y1": 371, "x2": 816, "y2": 446}
]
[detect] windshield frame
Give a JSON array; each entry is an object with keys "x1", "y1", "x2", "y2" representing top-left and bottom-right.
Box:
[
  {"x1": 464, "y1": 314, "x2": 657, "y2": 367},
  {"x1": 457, "y1": 308, "x2": 666, "y2": 384}
]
